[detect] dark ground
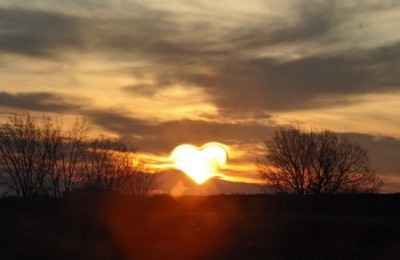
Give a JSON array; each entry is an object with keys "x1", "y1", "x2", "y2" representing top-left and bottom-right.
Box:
[{"x1": 1, "y1": 193, "x2": 400, "y2": 260}]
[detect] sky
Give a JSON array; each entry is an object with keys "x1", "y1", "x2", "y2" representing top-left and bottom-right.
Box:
[{"x1": 0, "y1": 0, "x2": 399, "y2": 194}]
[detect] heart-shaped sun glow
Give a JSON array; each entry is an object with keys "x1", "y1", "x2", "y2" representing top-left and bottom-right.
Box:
[{"x1": 170, "y1": 142, "x2": 228, "y2": 184}]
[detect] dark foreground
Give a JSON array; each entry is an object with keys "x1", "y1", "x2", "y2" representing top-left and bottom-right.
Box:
[{"x1": 1, "y1": 194, "x2": 400, "y2": 260}]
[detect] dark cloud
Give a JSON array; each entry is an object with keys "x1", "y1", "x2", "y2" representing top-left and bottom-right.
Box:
[
  {"x1": 84, "y1": 109, "x2": 276, "y2": 155},
  {"x1": 84, "y1": 109, "x2": 150, "y2": 138},
  {"x1": 231, "y1": 1, "x2": 346, "y2": 48},
  {"x1": 0, "y1": 92, "x2": 84, "y2": 112},
  {"x1": 202, "y1": 46, "x2": 399, "y2": 111},
  {"x1": 343, "y1": 133, "x2": 400, "y2": 175},
  {"x1": 2, "y1": 3, "x2": 398, "y2": 112},
  {"x1": 368, "y1": 42, "x2": 400, "y2": 85},
  {"x1": 0, "y1": 8, "x2": 85, "y2": 58},
  {"x1": 0, "y1": 4, "x2": 225, "y2": 62},
  {"x1": 97, "y1": 3, "x2": 398, "y2": 112}
]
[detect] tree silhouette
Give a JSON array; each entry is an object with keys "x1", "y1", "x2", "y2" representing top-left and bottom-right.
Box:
[
  {"x1": 257, "y1": 126, "x2": 382, "y2": 195},
  {"x1": 81, "y1": 136, "x2": 159, "y2": 194},
  {"x1": 0, "y1": 113, "x2": 159, "y2": 197},
  {"x1": 51, "y1": 117, "x2": 88, "y2": 197},
  {"x1": 0, "y1": 114, "x2": 60, "y2": 197}
]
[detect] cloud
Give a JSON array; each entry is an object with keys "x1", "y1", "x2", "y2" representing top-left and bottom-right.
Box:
[
  {"x1": 1, "y1": 2, "x2": 399, "y2": 113},
  {"x1": 85, "y1": 108, "x2": 400, "y2": 176},
  {"x1": 193, "y1": 45, "x2": 400, "y2": 110},
  {"x1": 84, "y1": 109, "x2": 276, "y2": 155},
  {"x1": 0, "y1": 8, "x2": 85, "y2": 58},
  {"x1": 122, "y1": 84, "x2": 161, "y2": 98},
  {"x1": 0, "y1": 92, "x2": 84, "y2": 112},
  {"x1": 85, "y1": 106, "x2": 400, "y2": 163},
  {"x1": 231, "y1": 1, "x2": 345, "y2": 48},
  {"x1": 198, "y1": 109, "x2": 274, "y2": 123},
  {"x1": 94, "y1": 2, "x2": 399, "y2": 112},
  {"x1": 84, "y1": 108, "x2": 400, "y2": 193},
  {"x1": 343, "y1": 133, "x2": 400, "y2": 175}
]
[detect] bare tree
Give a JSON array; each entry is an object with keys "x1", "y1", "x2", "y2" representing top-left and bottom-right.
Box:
[
  {"x1": 37, "y1": 116, "x2": 63, "y2": 196},
  {"x1": 257, "y1": 126, "x2": 382, "y2": 195},
  {"x1": 121, "y1": 159, "x2": 160, "y2": 196},
  {"x1": 0, "y1": 114, "x2": 61, "y2": 197},
  {"x1": 81, "y1": 136, "x2": 159, "y2": 195},
  {"x1": 0, "y1": 113, "x2": 160, "y2": 197},
  {"x1": 50, "y1": 117, "x2": 88, "y2": 197},
  {"x1": 81, "y1": 136, "x2": 120, "y2": 191}
]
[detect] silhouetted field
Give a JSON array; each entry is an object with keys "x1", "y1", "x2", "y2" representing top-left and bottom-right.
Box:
[{"x1": 1, "y1": 194, "x2": 400, "y2": 259}]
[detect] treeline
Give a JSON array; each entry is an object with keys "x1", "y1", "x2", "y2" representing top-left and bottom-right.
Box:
[{"x1": 0, "y1": 113, "x2": 158, "y2": 198}]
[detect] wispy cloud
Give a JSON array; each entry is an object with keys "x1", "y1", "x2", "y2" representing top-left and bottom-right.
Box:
[{"x1": 0, "y1": 91, "x2": 85, "y2": 112}]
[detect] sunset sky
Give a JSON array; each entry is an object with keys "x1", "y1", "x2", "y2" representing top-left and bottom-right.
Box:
[{"x1": 1, "y1": 0, "x2": 399, "y2": 193}]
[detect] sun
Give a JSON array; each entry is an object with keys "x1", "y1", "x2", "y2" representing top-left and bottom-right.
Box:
[{"x1": 170, "y1": 142, "x2": 228, "y2": 184}]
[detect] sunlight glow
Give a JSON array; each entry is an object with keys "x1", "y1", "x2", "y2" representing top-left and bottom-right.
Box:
[{"x1": 170, "y1": 142, "x2": 228, "y2": 184}]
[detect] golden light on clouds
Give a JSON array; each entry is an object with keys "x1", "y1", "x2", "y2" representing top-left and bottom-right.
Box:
[
  {"x1": 170, "y1": 142, "x2": 228, "y2": 184},
  {"x1": 276, "y1": 93, "x2": 400, "y2": 138}
]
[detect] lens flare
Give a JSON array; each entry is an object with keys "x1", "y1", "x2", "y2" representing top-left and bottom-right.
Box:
[{"x1": 170, "y1": 142, "x2": 228, "y2": 184}]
